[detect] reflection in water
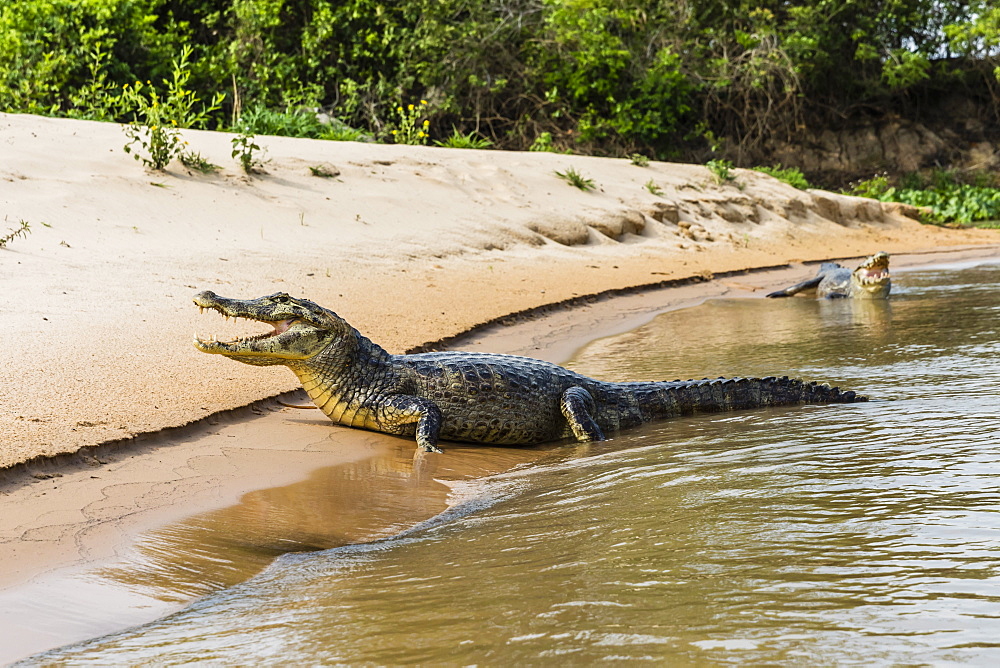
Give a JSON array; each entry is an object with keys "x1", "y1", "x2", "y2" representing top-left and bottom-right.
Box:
[
  {"x1": 30, "y1": 262, "x2": 1000, "y2": 665},
  {"x1": 96, "y1": 441, "x2": 555, "y2": 603}
]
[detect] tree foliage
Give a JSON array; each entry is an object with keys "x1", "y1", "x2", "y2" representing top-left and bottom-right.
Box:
[{"x1": 2, "y1": 0, "x2": 998, "y2": 163}]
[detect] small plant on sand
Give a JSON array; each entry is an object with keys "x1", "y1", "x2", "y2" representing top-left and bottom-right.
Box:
[
  {"x1": 846, "y1": 172, "x2": 892, "y2": 199},
  {"x1": 706, "y1": 158, "x2": 735, "y2": 184},
  {"x1": 555, "y1": 167, "x2": 596, "y2": 191},
  {"x1": 629, "y1": 153, "x2": 650, "y2": 167},
  {"x1": 0, "y1": 219, "x2": 31, "y2": 248},
  {"x1": 231, "y1": 132, "x2": 267, "y2": 174},
  {"x1": 435, "y1": 127, "x2": 493, "y2": 149},
  {"x1": 389, "y1": 100, "x2": 431, "y2": 145},
  {"x1": 179, "y1": 150, "x2": 220, "y2": 174},
  {"x1": 644, "y1": 179, "x2": 663, "y2": 196},
  {"x1": 120, "y1": 46, "x2": 223, "y2": 170},
  {"x1": 753, "y1": 164, "x2": 811, "y2": 190}
]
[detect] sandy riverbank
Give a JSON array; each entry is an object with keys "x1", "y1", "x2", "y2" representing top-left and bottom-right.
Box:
[
  {"x1": 2, "y1": 111, "x2": 1000, "y2": 660},
  {"x1": 3, "y1": 112, "x2": 998, "y2": 471}
]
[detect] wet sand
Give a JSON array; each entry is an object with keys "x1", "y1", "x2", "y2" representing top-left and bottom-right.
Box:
[{"x1": 2, "y1": 245, "x2": 999, "y2": 662}]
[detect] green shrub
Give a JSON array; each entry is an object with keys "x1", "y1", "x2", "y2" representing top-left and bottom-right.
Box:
[
  {"x1": 435, "y1": 128, "x2": 493, "y2": 149},
  {"x1": 319, "y1": 121, "x2": 371, "y2": 142},
  {"x1": 0, "y1": 0, "x2": 164, "y2": 115},
  {"x1": 237, "y1": 104, "x2": 326, "y2": 138},
  {"x1": 847, "y1": 173, "x2": 1000, "y2": 224},
  {"x1": 231, "y1": 132, "x2": 267, "y2": 174},
  {"x1": 529, "y1": 132, "x2": 556, "y2": 152},
  {"x1": 119, "y1": 46, "x2": 223, "y2": 170},
  {"x1": 753, "y1": 164, "x2": 811, "y2": 190},
  {"x1": 388, "y1": 100, "x2": 431, "y2": 144},
  {"x1": 706, "y1": 159, "x2": 735, "y2": 184}
]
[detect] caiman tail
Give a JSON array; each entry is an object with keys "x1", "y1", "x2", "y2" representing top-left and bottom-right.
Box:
[{"x1": 628, "y1": 376, "x2": 867, "y2": 421}]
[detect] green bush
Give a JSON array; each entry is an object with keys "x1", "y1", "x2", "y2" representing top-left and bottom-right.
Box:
[
  {"x1": 0, "y1": 0, "x2": 173, "y2": 115},
  {"x1": 753, "y1": 164, "x2": 811, "y2": 190},
  {"x1": 435, "y1": 128, "x2": 493, "y2": 149},
  {"x1": 2, "y1": 0, "x2": 999, "y2": 166},
  {"x1": 119, "y1": 46, "x2": 223, "y2": 169},
  {"x1": 847, "y1": 172, "x2": 1000, "y2": 224},
  {"x1": 237, "y1": 104, "x2": 327, "y2": 139}
]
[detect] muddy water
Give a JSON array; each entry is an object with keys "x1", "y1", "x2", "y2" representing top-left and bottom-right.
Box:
[{"x1": 25, "y1": 261, "x2": 1000, "y2": 665}]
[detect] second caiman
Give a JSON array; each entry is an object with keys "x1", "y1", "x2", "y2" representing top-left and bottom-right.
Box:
[
  {"x1": 766, "y1": 252, "x2": 891, "y2": 299},
  {"x1": 193, "y1": 291, "x2": 868, "y2": 452}
]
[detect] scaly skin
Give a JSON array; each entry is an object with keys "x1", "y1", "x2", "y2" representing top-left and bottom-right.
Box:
[
  {"x1": 193, "y1": 291, "x2": 868, "y2": 452},
  {"x1": 767, "y1": 252, "x2": 891, "y2": 299}
]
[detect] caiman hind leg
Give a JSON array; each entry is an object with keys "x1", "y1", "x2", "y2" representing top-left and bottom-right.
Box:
[
  {"x1": 560, "y1": 386, "x2": 605, "y2": 442},
  {"x1": 376, "y1": 395, "x2": 445, "y2": 453}
]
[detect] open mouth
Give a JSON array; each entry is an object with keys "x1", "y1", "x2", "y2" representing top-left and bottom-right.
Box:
[
  {"x1": 857, "y1": 254, "x2": 890, "y2": 285},
  {"x1": 193, "y1": 305, "x2": 299, "y2": 349},
  {"x1": 858, "y1": 267, "x2": 889, "y2": 283}
]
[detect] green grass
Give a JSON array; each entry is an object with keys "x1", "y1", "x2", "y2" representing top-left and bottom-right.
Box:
[
  {"x1": 179, "y1": 150, "x2": 220, "y2": 174},
  {"x1": 434, "y1": 127, "x2": 493, "y2": 149},
  {"x1": 753, "y1": 164, "x2": 811, "y2": 189},
  {"x1": 554, "y1": 167, "x2": 596, "y2": 191}
]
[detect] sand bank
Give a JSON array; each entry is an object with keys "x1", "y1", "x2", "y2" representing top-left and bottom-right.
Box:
[{"x1": 3, "y1": 111, "x2": 998, "y2": 471}]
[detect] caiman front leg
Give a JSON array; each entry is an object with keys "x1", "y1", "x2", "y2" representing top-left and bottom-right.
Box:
[
  {"x1": 376, "y1": 395, "x2": 445, "y2": 453},
  {"x1": 560, "y1": 386, "x2": 605, "y2": 442}
]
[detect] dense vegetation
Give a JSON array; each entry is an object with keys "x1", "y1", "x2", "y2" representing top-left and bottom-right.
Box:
[{"x1": 3, "y1": 1, "x2": 1000, "y2": 222}]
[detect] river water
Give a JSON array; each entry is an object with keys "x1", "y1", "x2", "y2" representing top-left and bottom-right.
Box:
[{"x1": 25, "y1": 261, "x2": 1000, "y2": 665}]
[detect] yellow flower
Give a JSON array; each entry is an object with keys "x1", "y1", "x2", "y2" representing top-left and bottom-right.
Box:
[
  {"x1": 417, "y1": 132, "x2": 425, "y2": 138},
  {"x1": 423, "y1": 120, "x2": 430, "y2": 127},
  {"x1": 407, "y1": 104, "x2": 414, "y2": 111},
  {"x1": 420, "y1": 99, "x2": 427, "y2": 105},
  {"x1": 391, "y1": 130, "x2": 398, "y2": 135}
]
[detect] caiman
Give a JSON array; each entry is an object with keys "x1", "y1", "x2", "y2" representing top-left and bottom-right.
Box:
[
  {"x1": 193, "y1": 291, "x2": 868, "y2": 452},
  {"x1": 766, "y1": 252, "x2": 891, "y2": 299}
]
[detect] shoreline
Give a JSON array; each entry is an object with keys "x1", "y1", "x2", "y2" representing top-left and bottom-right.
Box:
[
  {"x1": 5, "y1": 243, "x2": 997, "y2": 488},
  {"x1": 5, "y1": 111, "x2": 1000, "y2": 472},
  {"x1": 2, "y1": 245, "x2": 998, "y2": 662}
]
